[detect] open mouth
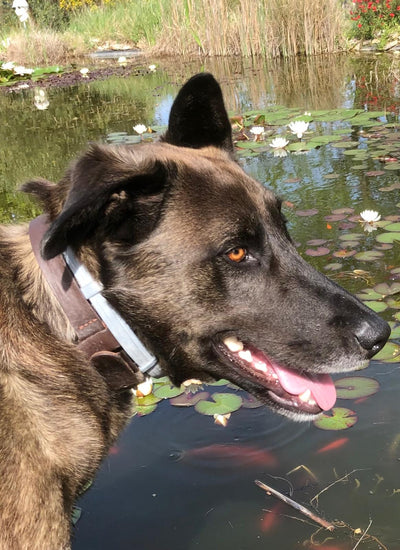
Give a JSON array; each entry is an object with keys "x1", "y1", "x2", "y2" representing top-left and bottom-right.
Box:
[{"x1": 217, "y1": 335, "x2": 337, "y2": 417}]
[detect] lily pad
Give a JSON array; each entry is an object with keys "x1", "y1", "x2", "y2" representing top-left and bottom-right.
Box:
[
  {"x1": 324, "y1": 262, "x2": 343, "y2": 271},
  {"x1": 170, "y1": 391, "x2": 210, "y2": 407},
  {"x1": 335, "y1": 376, "x2": 379, "y2": 399},
  {"x1": 305, "y1": 247, "x2": 330, "y2": 256},
  {"x1": 331, "y1": 141, "x2": 360, "y2": 148},
  {"x1": 306, "y1": 239, "x2": 328, "y2": 246},
  {"x1": 132, "y1": 394, "x2": 161, "y2": 416},
  {"x1": 153, "y1": 384, "x2": 184, "y2": 399},
  {"x1": 374, "y1": 282, "x2": 400, "y2": 296},
  {"x1": 373, "y1": 341, "x2": 400, "y2": 362},
  {"x1": 354, "y1": 250, "x2": 384, "y2": 261},
  {"x1": 339, "y1": 233, "x2": 362, "y2": 241},
  {"x1": 241, "y1": 395, "x2": 264, "y2": 408},
  {"x1": 333, "y1": 249, "x2": 356, "y2": 258},
  {"x1": 295, "y1": 209, "x2": 319, "y2": 217},
  {"x1": 384, "y1": 223, "x2": 400, "y2": 232},
  {"x1": 313, "y1": 407, "x2": 358, "y2": 431},
  {"x1": 376, "y1": 232, "x2": 400, "y2": 244},
  {"x1": 363, "y1": 301, "x2": 388, "y2": 313},
  {"x1": 194, "y1": 393, "x2": 243, "y2": 416},
  {"x1": 389, "y1": 323, "x2": 400, "y2": 340},
  {"x1": 324, "y1": 214, "x2": 347, "y2": 222}
]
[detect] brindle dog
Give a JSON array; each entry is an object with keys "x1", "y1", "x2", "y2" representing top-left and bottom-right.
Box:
[{"x1": 0, "y1": 73, "x2": 389, "y2": 549}]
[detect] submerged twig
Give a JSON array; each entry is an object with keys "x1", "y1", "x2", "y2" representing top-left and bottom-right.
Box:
[
  {"x1": 352, "y1": 519, "x2": 372, "y2": 549},
  {"x1": 310, "y1": 468, "x2": 370, "y2": 508},
  {"x1": 255, "y1": 480, "x2": 334, "y2": 532}
]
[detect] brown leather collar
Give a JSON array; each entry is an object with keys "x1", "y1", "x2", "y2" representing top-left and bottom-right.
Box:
[{"x1": 29, "y1": 215, "x2": 145, "y2": 391}]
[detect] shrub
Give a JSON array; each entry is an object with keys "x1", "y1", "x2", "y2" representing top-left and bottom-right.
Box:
[{"x1": 349, "y1": 0, "x2": 400, "y2": 40}]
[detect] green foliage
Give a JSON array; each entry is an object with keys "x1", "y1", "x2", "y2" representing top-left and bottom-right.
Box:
[
  {"x1": 349, "y1": 0, "x2": 400, "y2": 40},
  {"x1": 29, "y1": 0, "x2": 70, "y2": 30}
]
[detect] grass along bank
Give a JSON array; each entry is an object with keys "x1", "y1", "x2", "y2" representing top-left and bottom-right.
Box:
[{"x1": 1, "y1": 0, "x2": 347, "y2": 65}]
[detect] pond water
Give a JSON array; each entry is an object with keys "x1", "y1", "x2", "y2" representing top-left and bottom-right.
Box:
[{"x1": 3, "y1": 54, "x2": 400, "y2": 549}]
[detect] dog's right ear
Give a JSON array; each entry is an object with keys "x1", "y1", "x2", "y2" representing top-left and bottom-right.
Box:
[
  {"x1": 162, "y1": 73, "x2": 234, "y2": 153},
  {"x1": 33, "y1": 144, "x2": 171, "y2": 260}
]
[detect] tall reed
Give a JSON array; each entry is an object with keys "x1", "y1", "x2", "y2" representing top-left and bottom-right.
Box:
[{"x1": 153, "y1": 0, "x2": 346, "y2": 57}]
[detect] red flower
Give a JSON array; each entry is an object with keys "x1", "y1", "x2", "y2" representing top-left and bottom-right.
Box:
[{"x1": 358, "y1": 22, "x2": 362, "y2": 26}]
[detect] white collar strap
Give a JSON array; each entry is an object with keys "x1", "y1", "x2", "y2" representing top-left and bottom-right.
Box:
[{"x1": 63, "y1": 247, "x2": 162, "y2": 377}]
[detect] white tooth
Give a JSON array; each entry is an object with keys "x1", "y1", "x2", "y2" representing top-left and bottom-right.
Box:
[
  {"x1": 224, "y1": 336, "x2": 244, "y2": 352},
  {"x1": 309, "y1": 399, "x2": 316, "y2": 406},
  {"x1": 238, "y1": 350, "x2": 253, "y2": 363},
  {"x1": 254, "y1": 361, "x2": 267, "y2": 372},
  {"x1": 299, "y1": 389, "x2": 311, "y2": 403}
]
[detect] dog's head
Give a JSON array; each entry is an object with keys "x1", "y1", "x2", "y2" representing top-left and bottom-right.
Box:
[{"x1": 26, "y1": 73, "x2": 390, "y2": 421}]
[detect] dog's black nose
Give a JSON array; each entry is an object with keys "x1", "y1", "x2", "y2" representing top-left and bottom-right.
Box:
[{"x1": 354, "y1": 318, "x2": 390, "y2": 358}]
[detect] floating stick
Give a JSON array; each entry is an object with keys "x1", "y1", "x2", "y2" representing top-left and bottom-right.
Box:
[{"x1": 255, "y1": 479, "x2": 334, "y2": 532}]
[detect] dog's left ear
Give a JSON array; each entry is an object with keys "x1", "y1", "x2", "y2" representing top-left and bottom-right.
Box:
[
  {"x1": 33, "y1": 144, "x2": 171, "y2": 260},
  {"x1": 163, "y1": 73, "x2": 234, "y2": 153}
]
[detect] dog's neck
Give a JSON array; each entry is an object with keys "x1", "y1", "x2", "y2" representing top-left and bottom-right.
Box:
[{"x1": 28, "y1": 215, "x2": 161, "y2": 390}]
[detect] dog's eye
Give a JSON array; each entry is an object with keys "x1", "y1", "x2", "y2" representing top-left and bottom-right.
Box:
[{"x1": 226, "y1": 247, "x2": 247, "y2": 263}]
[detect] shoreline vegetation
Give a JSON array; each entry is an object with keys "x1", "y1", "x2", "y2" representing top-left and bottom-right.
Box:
[{"x1": 1, "y1": 0, "x2": 400, "y2": 67}]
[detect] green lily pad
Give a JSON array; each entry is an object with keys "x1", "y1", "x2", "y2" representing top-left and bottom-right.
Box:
[
  {"x1": 194, "y1": 393, "x2": 243, "y2": 416},
  {"x1": 324, "y1": 262, "x2": 343, "y2": 271},
  {"x1": 363, "y1": 301, "x2": 388, "y2": 313},
  {"x1": 132, "y1": 393, "x2": 161, "y2": 416},
  {"x1": 376, "y1": 232, "x2": 400, "y2": 244},
  {"x1": 373, "y1": 341, "x2": 400, "y2": 362},
  {"x1": 384, "y1": 223, "x2": 400, "y2": 232},
  {"x1": 313, "y1": 407, "x2": 358, "y2": 431},
  {"x1": 374, "y1": 282, "x2": 400, "y2": 296},
  {"x1": 153, "y1": 384, "x2": 184, "y2": 399},
  {"x1": 335, "y1": 376, "x2": 379, "y2": 399},
  {"x1": 209, "y1": 379, "x2": 230, "y2": 386},
  {"x1": 71, "y1": 506, "x2": 82, "y2": 526},
  {"x1": 389, "y1": 323, "x2": 400, "y2": 340},
  {"x1": 286, "y1": 141, "x2": 316, "y2": 152},
  {"x1": 354, "y1": 250, "x2": 384, "y2": 261},
  {"x1": 331, "y1": 141, "x2": 359, "y2": 148},
  {"x1": 357, "y1": 288, "x2": 384, "y2": 301},
  {"x1": 339, "y1": 233, "x2": 362, "y2": 241}
]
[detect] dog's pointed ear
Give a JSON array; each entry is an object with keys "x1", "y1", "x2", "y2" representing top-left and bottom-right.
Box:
[
  {"x1": 163, "y1": 73, "x2": 234, "y2": 153},
  {"x1": 37, "y1": 143, "x2": 169, "y2": 260}
]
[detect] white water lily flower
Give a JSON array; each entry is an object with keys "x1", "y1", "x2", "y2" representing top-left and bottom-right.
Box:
[
  {"x1": 118, "y1": 56, "x2": 127, "y2": 65},
  {"x1": 250, "y1": 126, "x2": 264, "y2": 136},
  {"x1": 304, "y1": 111, "x2": 311, "y2": 116},
  {"x1": 270, "y1": 137, "x2": 289, "y2": 149},
  {"x1": 133, "y1": 377, "x2": 153, "y2": 397},
  {"x1": 133, "y1": 124, "x2": 147, "y2": 135},
  {"x1": 2, "y1": 61, "x2": 15, "y2": 71},
  {"x1": 148, "y1": 64, "x2": 157, "y2": 72},
  {"x1": 13, "y1": 65, "x2": 33, "y2": 76},
  {"x1": 360, "y1": 209, "x2": 381, "y2": 223},
  {"x1": 80, "y1": 67, "x2": 89, "y2": 78},
  {"x1": 288, "y1": 120, "x2": 309, "y2": 139},
  {"x1": 249, "y1": 126, "x2": 264, "y2": 141},
  {"x1": 360, "y1": 209, "x2": 381, "y2": 232}
]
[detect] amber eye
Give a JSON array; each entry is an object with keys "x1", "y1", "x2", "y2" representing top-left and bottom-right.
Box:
[{"x1": 227, "y1": 247, "x2": 247, "y2": 263}]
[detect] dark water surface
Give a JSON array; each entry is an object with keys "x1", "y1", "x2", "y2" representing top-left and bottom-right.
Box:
[{"x1": 2, "y1": 54, "x2": 400, "y2": 549}]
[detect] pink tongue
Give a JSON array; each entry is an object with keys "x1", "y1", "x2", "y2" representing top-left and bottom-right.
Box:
[{"x1": 272, "y1": 363, "x2": 336, "y2": 411}]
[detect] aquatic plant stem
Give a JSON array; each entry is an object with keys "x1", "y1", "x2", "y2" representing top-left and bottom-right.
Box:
[{"x1": 255, "y1": 480, "x2": 334, "y2": 532}]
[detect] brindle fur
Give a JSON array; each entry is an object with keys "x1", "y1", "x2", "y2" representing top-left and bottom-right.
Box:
[{"x1": 0, "y1": 74, "x2": 389, "y2": 549}]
